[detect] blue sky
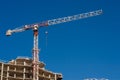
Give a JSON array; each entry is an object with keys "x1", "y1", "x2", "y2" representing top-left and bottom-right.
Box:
[{"x1": 0, "y1": 0, "x2": 120, "y2": 80}]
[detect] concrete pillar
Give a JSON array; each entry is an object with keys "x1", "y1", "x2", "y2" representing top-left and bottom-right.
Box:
[
  {"x1": 23, "y1": 68, "x2": 26, "y2": 79},
  {"x1": 23, "y1": 73, "x2": 25, "y2": 79},
  {"x1": 55, "y1": 73, "x2": 57, "y2": 80},
  {"x1": 14, "y1": 74, "x2": 16, "y2": 78},
  {"x1": 7, "y1": 66, "x2": 9, "y2": 80},
  {"x1": 49, "y1": 74, "x2": 51, "y2": 78},
  {"x1": 43, "y1": 73, "x2": 45, "y2": 77},
  {"x1": 7, "y1": 66, "x2": 9, "y2": 71},
  {"x1": 1, "y1": 63, "x2": 4, "y2": 80},
  {"x1": 14, "y1": 67, "x2": 16, "y2": 78},
  {"x1": 7, "y1": 72, "x2": 9, "y2": 80},
  {"x1": 15, "y1": 60, "x2": 16, "y2": 65},
  {"x1": 14, "y1": 67, "x2": 16, "y2": 71},
  {"x1": 24, "y1": 61, "x2": 26, "y2": 65}
]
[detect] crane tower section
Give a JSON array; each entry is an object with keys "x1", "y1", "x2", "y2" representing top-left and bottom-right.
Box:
[{"x1": 33, "y1": 25, "x2": 39, "y2": 80}]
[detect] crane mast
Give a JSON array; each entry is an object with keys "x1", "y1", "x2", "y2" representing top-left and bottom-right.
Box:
[
  {"x1": 33, "y1": 25, "x2": 39, "y2": 80},
  {"x1": 6, "y1": 9, "x2": 102, "y2": 80}
]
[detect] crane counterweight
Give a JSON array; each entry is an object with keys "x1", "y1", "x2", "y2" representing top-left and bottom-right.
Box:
[{"x1": 6, "y1": 30, "x2": 12, "y2": 36}]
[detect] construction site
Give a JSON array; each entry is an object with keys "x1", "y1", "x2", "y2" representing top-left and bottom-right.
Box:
[
  {"x1": 0, "y1": 9, "x2": 102, "y2": 80},
  {"x1": 0, "y1": 57, "x2": 62, "y2": 80}
]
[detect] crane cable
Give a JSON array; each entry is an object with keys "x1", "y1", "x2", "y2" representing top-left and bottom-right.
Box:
[{"x1": 45, "y1": 30, "x2": 48, "y2": 49}]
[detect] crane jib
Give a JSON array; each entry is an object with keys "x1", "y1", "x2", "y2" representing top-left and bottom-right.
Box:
[
  {"x1": 47, "y1": 9, "x2": 102, "y2": 26},
  {"x1": 6, "y1": 9, "x2": 102, "y2": 36}
]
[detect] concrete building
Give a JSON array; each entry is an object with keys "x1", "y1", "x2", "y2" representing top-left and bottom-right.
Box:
[{"x1": 0, "y1": 57, "x2": 62, "y2": 80}]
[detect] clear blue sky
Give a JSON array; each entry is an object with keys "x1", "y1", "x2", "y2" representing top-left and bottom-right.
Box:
[{"x1": 0, "y1": 0, "x2": 120, "y2": 80}]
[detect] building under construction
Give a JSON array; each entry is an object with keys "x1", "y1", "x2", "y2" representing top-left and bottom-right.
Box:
[{"x1": 0, "y1": 57, "x2": 62, "y2": 80}]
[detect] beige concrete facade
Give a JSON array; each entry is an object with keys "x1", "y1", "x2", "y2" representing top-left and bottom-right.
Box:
[{"x1": 0, "y1": 57, "x2": 62, "y2": 80}]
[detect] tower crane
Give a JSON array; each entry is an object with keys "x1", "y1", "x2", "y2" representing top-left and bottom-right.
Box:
[{"x1": 6, "y1": 9, "x2": 102, "y2": 80}]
